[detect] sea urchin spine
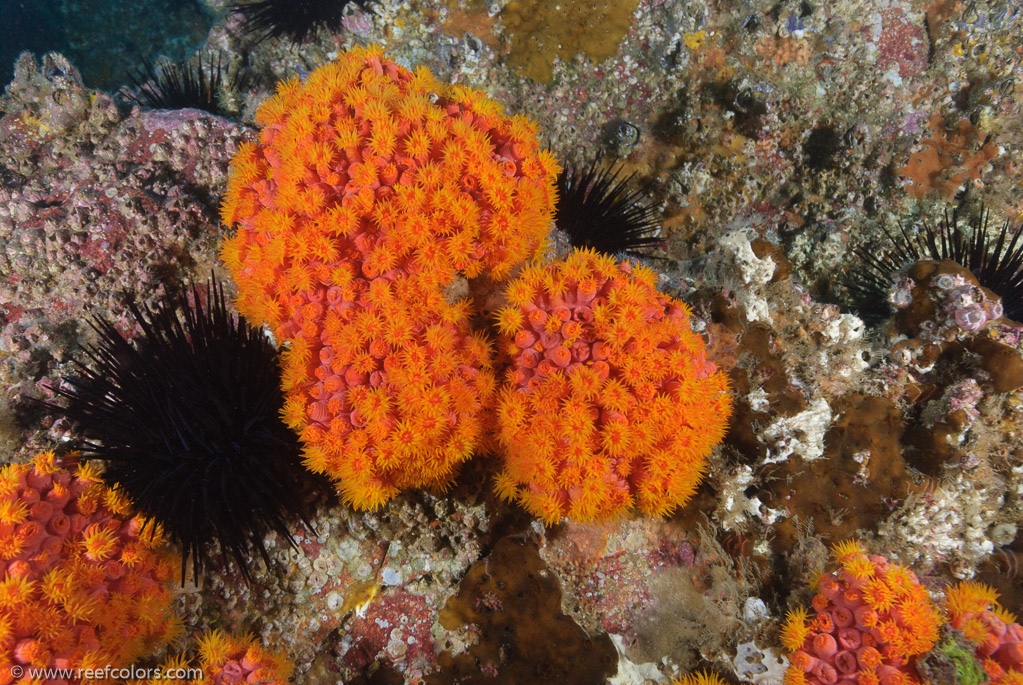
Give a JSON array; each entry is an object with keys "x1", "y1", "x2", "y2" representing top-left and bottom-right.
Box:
[
  {"x1": 555, "y1": 158, "x2": 663, "y2": 257},
  {"x1": 844, "y1": 208, "x2": 1023, "y2": 324},
  {"x1": 50, "y1": 277, "x2": 317, "y2": 583}
]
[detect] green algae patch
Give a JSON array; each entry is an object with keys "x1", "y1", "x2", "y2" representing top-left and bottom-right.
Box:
[
  {"x1": 916, "y1": 629, "x2": 988, "y2": 685},
  {"x1": 500, "y1": 0, "x2": 639, "y2": 82}
]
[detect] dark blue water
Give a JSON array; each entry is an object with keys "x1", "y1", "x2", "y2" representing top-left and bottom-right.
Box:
[{"x1": 0, "y1": 0, "x2": 212, "y2": 91}]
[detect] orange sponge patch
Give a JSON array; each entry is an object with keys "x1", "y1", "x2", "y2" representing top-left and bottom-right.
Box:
[{"x1": 493, "y1": 248, "x2": 732, "y2": 522}]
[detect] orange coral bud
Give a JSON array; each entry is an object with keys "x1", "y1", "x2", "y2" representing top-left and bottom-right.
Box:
[
  {"x1": 945, "y1": 580, "x2": 999, "y2": 618},
  {"x1": 781, "y1": 608, "x2": 812, "y2": 652}
]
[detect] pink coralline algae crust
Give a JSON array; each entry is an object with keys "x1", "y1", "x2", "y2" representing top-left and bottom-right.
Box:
[
  {"x1": 0, "y1": 52, "x2": 248, "y2": 450},
  {"x1": 538, "y1": 519, "x2": 716, "y2": 640},
  {"x1": 874, "y1": 9, "x2": 929, "y2": 79},
  {"x1": 1, "y1": 54, "x2": 239, "y2": 328},
  {"x1": 338, "y1": 593, "x2": 436, "y2": 675},
  {"x1": 564, "y1": 549, "x2": 656, "y2": 635}
]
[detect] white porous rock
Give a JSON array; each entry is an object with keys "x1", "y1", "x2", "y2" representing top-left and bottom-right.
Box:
[
  {"x1": 747, "y1": 387, "x2": 770, "y2": 413},
  {"x1": 732, "y1": 640, "x2": 788, "y2": 684},
  {"x1": 821, "y1": 313, "x2": 866, "y2": 346},
  {"x1": 607, "y1": 634, "x2": 670, "y2": 685},
  {"x1": 715, "y1": 465, "x2": 789, "y2": 531},
  {"x1": 718, "y1": 231, "x2": 776, "y2": 286},
  {"x1": 707, "y1": 230, "x2": 776, "y2": 324},
  {"x1": 744, "y1": 296, "x2": 772, "y2": 324},
  {"x1": 990, "y1": 523, "x2": 1017, "y2": 546},
  {"x1": 743, "y1": 597, "x2": 770, "y2": 623},
  {"x1": 759, "y1": 398, "x2": 832, "y2": 464},
  {"x1": 716, "y1": 465, "x2": 755, "y2": 531}
]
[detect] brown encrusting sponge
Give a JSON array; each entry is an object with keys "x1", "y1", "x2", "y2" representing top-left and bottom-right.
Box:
[
  {"x1": 432, "y1": 537, "x2": 617, "y2": 684},
  {"x1": 770, "y1": 394, "x2": 910, "y2": 550},
  {"x1": 500, "y1": 0, "x2": 641, "y2": 83}
]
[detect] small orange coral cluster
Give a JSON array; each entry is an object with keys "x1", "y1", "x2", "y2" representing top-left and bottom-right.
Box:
[
  {"x1": 278, "y1": 288, "x2": 497, "y2": 508},
  {"x1": 194, "y1": 630, "x2": 290, "y2": 685},
  {"x1": 781, "y1": 541, "x2": 940, "y2": 685},
  {"x1": 945, "y1": 581, "x2": 1023, "y2": 684},
  {"x1": 492, "y1": 248, "x2": 732, "y2": 522},
  {"x1": 671, "y1": 671, "x2": 728, "y2": 685},
  {"x1": 132, "y1": 630, "x2": 292, "y2": 685},
  {"x1": 0, "y1": 451, "x2": 179, "y2": 680},
  {"x1": 220, "y1": 46, "x2": 558, "y2": 508}
]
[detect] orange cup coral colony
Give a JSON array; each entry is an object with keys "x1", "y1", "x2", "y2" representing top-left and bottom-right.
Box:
[
  {"x1": 190, "y1": 630, "x2": 292, "y2": 685},
  {"x1": 133, "y1": 630, "x2": 292, "y2": 685},
  {"x1": 944, "y1": 581, "x2": 1023, "y2": 684},
  {"x1": 0, "y1": 452, "x2": 179, "y2": 679},
  {"x1": 493, "y1": 248, "x2": 732, "y2": 522},
  {"x1": 781, "y1": 541, "x2": 940, "y2": 685},
  {"x1": 219, "y1": 46, "x2": 559, "y2": 508},
  {"x1": 220, "y1": 46, "x2": 732, "y2": 518}
]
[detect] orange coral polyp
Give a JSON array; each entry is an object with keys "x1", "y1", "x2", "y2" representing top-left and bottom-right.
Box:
[
  {"x1": 944, "y1": 580, "x2": 1023, "y2": 683},
  {"x1": 493, "y1": 248, "x2": 732, "y2": 522},
  {"x1": 220, "y1": 47, "x2": 559, "y2": 508},
  {"x1": 782, "y1": 545, "x2": 939, "y2": 685},
  {"x1": 136, "y1": 630, "x2": 292, "y2": 685},
  {"x1": 0, "y1": 452, "x2": 179, "y2": 677}
]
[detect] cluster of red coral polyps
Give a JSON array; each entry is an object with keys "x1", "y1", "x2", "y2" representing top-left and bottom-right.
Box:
[
  {"x1": 781, "y1": 541, "x2": 940, "y2": 685},
  {"x1": 220, "y1": 46, "x2": 558, "y2": 509},
  {"x1": 0, "y1": 452, "x2": 179, "y2": 681},
  {"x1": 492, "y1": 248, "x2": 732, "y2": 522},
  {"x1": 944, "y1": 581, "x2": 1023, "y2": 683}
]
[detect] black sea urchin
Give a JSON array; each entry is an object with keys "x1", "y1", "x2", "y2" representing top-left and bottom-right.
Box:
[
  {"x1": 555, "y1": 159, "x2": 664, "y2": 257},
  {"x1": 229, "y1": 0, "x2": 370, "y2": 44},
  {"x1": 51, "y1": 278, "x2": 316, "y2": 583},
  {"x1": 844, "y1": 208, "x2": 1023, "y2": 324},
  {"x1": 124, "y1": 52, "x2": 230, "y2": 117}
]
